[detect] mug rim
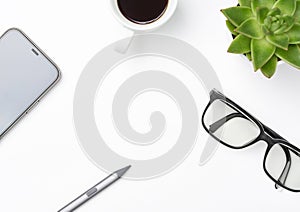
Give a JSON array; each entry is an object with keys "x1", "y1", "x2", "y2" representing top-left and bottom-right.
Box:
[{"x1": 110, "y1": 0, "x2": 178, "y2": 32}]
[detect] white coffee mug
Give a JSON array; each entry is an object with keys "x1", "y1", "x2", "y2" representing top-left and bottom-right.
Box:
[{"x1": 110, "y1": 0, "x2": 178, "y2": 32}]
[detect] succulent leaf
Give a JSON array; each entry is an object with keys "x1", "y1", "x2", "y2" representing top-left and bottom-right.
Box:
[
  {"x1": 268, "y1": 7, "x2": 281, "y2": 16},
  {"x1": 236, "y1": 18, "x2": 264, "y2": 39},
  {"x1": 273, "y1": 0, "x2": 297, "y2": 16},
  {"x1": 288, "y1": 23, "x2": 300, "y2": 44},
  {"x1": 238, "y1": 0, "x2": 251, "y2": 7},
  {"x1": 252, "y1": 38, "x2": 276, "y2": 70},
  {"x1": 266, "y1": 34, "x2": 289, "y2": 49},
  {"x1": 221, "y1": 7, "x2": 253, "y2": 27},
  {"x1": 262, "y1": 26, "x2": 272, "y2": 35},
  {"x1": 257, "y1": 7, "x2": 270, "y2": 24},
  {"x1": 262, "y1": 10, "x2": 295, "y2": 35},
  {"x1": 269, "y1": 18, "x2": 282, "y2": 31},
  {"x1": 293, "y1": 1, "x2": 300, "y2": 23},
  {"x1": 246, "y1": 53, "x2": 252, "y2": 61},
  {"x1": 276, "y1": 44, "x2": 300, "y2": 69},
  {"x1": 228, "y1": 34, "x2": 251, "y2": 54},
  {"x1": 274, "y1": 15, "x2": 295, "y2": 34},
  {"x1": 226, "y1": 20, "x2": 238, "y2": 35},
  {"x1": 261, "y1": 55, "x2": 277, "y2": 78},
  {"x1": 251, "y1": 0, "x2": 275, "y2": 15}
]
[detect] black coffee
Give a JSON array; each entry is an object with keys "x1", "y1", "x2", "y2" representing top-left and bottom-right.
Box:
[{"x1": 117, "y1": 0, "x2": 169, "y2": 25}]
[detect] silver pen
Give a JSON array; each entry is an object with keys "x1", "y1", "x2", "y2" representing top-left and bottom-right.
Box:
[{"x1": 58, "y1": 165, "x2": 131, "y2": 212}]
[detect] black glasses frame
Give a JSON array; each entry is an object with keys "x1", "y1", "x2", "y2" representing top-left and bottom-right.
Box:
[{"x1": 202, "y1": 89, "x2": 300, "y2": 192}]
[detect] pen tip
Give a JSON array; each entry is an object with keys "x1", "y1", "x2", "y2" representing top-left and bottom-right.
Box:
[{"x1": 115, "y1": 165, "x2": 131, "y2": 177}]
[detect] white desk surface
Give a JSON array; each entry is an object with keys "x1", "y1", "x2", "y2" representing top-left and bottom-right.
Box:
[{"x1": 1, "y1": 0, "x2": 300, "y2": 211}]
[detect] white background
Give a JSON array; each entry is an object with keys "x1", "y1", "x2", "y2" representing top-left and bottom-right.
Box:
[{"x1": 1, "y1": 0, "x2": 300, "y2": 211}]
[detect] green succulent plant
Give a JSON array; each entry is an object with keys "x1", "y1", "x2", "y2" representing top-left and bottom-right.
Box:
[{"x1": 222, "y1": 0, "x2": 300, "y2": 78}]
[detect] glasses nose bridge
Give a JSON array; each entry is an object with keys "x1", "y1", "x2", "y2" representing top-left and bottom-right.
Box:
[{"x1": 260, "y1": 131, "x2": 275, "y2": 146}]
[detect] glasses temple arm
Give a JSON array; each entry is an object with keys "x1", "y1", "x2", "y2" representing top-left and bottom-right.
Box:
[
  {"x1": 208, "y1": 113, "x2": 244, "y2": 133},
  {"x1": 262, "y1": 124, "x2": 295, "y2": 189},
  {"x1": 275, "y1": 150, "x2": 291, "y2": 190},
  {"x1": 271, "y1": 144, "x2": 292, "y2": 190}
]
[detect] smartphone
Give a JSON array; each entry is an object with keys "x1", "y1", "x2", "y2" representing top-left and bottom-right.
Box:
[{"x1": 0, "y1": 28, "x2": 61, "y2": 139}]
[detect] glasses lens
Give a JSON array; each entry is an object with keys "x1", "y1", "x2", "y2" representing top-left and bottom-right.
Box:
[
  {"x1": 203, "y1": 100, "x2": 260, "y2": 148},
  {"x1": 265, "y1": 143, "x2": 300, "y2": 191}
]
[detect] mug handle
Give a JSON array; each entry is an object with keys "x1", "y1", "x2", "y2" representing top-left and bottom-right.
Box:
[{"x1": 114, "y1": 31, "x2": 138, "y2": 54}]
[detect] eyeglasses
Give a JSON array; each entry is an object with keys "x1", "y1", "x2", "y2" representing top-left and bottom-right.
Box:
[{"x1": 202, "y1": 89, "x2": 300, "y2": 192}]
